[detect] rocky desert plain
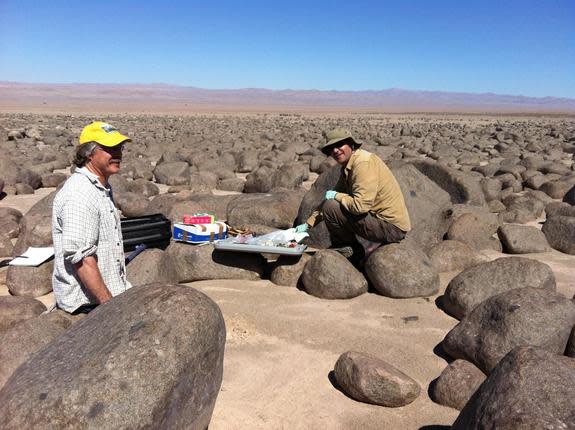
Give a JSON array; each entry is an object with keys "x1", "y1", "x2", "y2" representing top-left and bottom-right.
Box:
[{"x1": 0, "y1": 93, "x2": 574, "y2": 429}]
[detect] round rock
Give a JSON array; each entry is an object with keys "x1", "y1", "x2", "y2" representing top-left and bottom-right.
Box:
[
  {"x1": 365, "y1": 243, "x2": 439, "y2": 298},
  {"x1": 334, "y1": 351, "x2": 421, "y2": 407},
  {"x1": 431, "y1": 359, "x2": 486, "y2": 410},
  {"x1": 302, "y1": 250, "x2": 367, "y2": 299}
]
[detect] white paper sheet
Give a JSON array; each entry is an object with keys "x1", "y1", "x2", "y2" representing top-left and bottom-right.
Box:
[{"x1": 9, "y1": 247, "x2": 55, "y2": 267}]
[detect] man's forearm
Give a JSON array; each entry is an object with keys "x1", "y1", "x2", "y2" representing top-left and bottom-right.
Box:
[{"x1": 74, "y1": 256, "x2": 113, "y2": 304}]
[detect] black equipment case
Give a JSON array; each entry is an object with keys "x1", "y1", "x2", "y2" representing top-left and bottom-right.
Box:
[{"x1": 120, "y1": 214, "x2": 172, "y2": 252}]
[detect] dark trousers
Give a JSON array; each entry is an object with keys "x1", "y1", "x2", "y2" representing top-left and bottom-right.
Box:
[{"x1": 322, "y1": 200, "x2": 406, "y2": 248}]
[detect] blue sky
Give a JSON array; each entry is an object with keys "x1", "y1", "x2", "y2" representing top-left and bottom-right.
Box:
[{"x1": 0, "y1": 0, "x2": 573, "y2": 97}]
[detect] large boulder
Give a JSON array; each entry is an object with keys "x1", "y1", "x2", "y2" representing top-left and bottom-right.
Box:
[
  {"x1": 11, "y1": 191, "x2": 56, "y2": 255},
  {"x1": 127, "y1": 248, "x2": 178, "y2": 286},
  {"x1": 452, "y1": 347, "x2": 575, "y2": 430},
  {"x1": 243, "y1": 166, "x2": 275, "y2": 193},
  {"x1": 226, "y1": 191, "x2": 303, "y2": 229},
  {"x1": 542, "y1": 215, "x2": 575, "y2": 255},
  {"x1": 446, "y1": 212, "x2": 501, "y2": 251},
  {"x1": 166, "y1": 242, "x2": 264, "y2": 282},
  {"x1": 443, "y1": 287, "x2": 575, "y2": 374},
  {"x1": 410, "y1": 159, "x2": 486, "y2": 206},
  {"x1": 0, "y1": 283, "x2": 226, "y2": 430},
  {"x1": 499, "y1": 194, "x2": 545, "y2": 224},
  {"x1": 0, "y1": 296, "x2": 46, "y2": 334},
  {"x1": 0, "y1": 312, "x2": 72, "y2": 389},
  {"x1": 295, "y1": 164, "x2": 342, "y2": 224},
  {"x1": 365, "y1": 243, "x2": 439, "y2": 298},
  {"x1": 270, "y1": 162, "x2": 308, "y2": 190},
  {"x1": 497, "y1": 224, "x2": 550, "y2": 254},
  {"x1": 443, "y1": 257, "x2": 556, "y2": 320},
  {"x1": 427, "y1": 240, "x2": 485, "y2": 272},
  {"x1": 391, "y1": 163, "x2": 453, "y2": 251},
  {"x1": 430, "y1": 359, "x2": 486, "y2": 411},
  {"x1": 167, "y1": 194, "x2": 236, "y2": 224},
  {"x1": 334, "y1": 351, "x2": 420, "y2": 407},
  {"x1": 153, "y1": 161, "x2": 191, "y2": 185},
  {"x1": 301, "y1": 250, "x2": 367, "y2": 299},
  {"x1": 6, "y1": 261, "x2": 54, "y2": 297},
  {"x1": 540, "y1": 178, "x2": 575, "y2": 199},
  {"x1": 115, "y1": 191, "x2": 150, "y2": 217}
]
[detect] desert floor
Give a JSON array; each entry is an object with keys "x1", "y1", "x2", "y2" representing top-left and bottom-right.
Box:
[{"x1": 1, "y1": 180, "x2": 573, "y2": 429}]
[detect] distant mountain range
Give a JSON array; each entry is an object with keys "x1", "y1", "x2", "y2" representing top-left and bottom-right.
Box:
[{"x1": 1, "y1": 81, "x2": 574, "y2": 113}]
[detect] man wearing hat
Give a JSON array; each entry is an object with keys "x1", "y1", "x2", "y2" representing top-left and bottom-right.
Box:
[
  {"x1": 52, "y1": 121, "x2": 132, "y2": 313},
  {"x1": 295, "y1": 128, "x2": 411, "y2": 262}
]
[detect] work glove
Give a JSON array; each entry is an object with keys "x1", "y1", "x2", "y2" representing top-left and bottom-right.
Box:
[
  {"x1": 294, "y1": 223, "x2": 309, "y2": 233},
  {"x1": 325, "y1": 190, "x2": 337, "y2": 200}
]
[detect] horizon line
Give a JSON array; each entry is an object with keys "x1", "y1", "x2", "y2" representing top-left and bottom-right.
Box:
[{"x1": 1, "y1": 80, "x2": 573, "y2": 101}]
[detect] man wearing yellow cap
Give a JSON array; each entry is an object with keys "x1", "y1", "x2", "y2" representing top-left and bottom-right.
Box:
[
  {"x1": 295, "y1": 128, "x2": 411, "y2": 263},
  {"x1": 52, "y1": 121, "x2": 132, "y2": 313}
]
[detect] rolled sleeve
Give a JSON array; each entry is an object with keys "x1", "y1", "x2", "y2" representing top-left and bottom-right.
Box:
[
  {"x1": 336, "y1": 160, "x2": 377, "y2": 215},
  {"x1": 60, "y1": 198, "x2": 100, "y2": 264}
]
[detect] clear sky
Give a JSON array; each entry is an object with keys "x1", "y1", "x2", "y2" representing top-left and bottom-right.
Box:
[{"x1": 0, "y1": 0, "x2": 573, "y2": 98}]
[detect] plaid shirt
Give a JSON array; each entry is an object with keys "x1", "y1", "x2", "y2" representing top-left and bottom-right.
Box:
[{"x1": 52, "y1": 167, "x2": 132, "y2": 313}]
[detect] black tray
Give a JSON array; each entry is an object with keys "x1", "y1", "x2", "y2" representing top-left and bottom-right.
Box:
[{"x1": 121, "y1": 213, "x2": 172, "y2": 252}]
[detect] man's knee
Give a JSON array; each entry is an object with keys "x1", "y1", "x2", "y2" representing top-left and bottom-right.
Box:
[{"x1": 322, "y1": 199, "x2": 342, "y2": 222}]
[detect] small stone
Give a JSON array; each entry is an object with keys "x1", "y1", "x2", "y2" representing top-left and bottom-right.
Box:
[{"x1": 334, "y1": 351, "x2": 420, "y2": 407}]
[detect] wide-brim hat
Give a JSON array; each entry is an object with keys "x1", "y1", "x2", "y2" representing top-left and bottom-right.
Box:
[
  {"x1": 320, "y1": 128, "x2": 361, "y2": 155},
  {"x1": 79, "y1": 121, "x2": 131, "y2": 147}
]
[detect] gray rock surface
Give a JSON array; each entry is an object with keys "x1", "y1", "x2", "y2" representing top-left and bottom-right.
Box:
[
  {"x1": 411, "y1": 159, "x2": 486, "y2": 206},
  {"x1": 0, "y1": 283, "x2": 226, "y2": 430},
  {"x1": 497, "y1": 224, "x2": 550, "y2": 254},
  {"x1": 226, "y1": 191, "x2": 303, "y2": 229},
  {"x1": 127, "y1": 248, "x2": 178, "y2": 286},
  {"x1": 427, "y1": 240, "x2": 485, "y2": 272},
  {"x1": 430, "y1": 359, "x2": 485, "y2": 411},
  {"x1": 153, "y1": 161, "x2": 191, "y2": 185},
  {"x1": 166, "y1": 242, "x2": 264, "y2": 282},
  {"x1": 443, "y1": 256, "x2": 556, "y2": 319},
  {"x1": 269, "y1": 254, "x2": 311, "y2": 287},
  {"x1": 443, "y1": 287, "x2": 575, "y2": 374},
  {"x1": 0, "y1": 312, "x2": 72, "y2": 388},
  {"x1": 302, "y1": 250, "x2": 367, "y2": 299},
  {"x1": 0, "y1": 296, "x2": 46, "y2": 334},
  {"x1": 542, "y1": 215, "x2": 575, "y2": 255},
  {"x1": 6, "y1": 261, "x2": 54, "y2": 297},
  {"x1": 446, "y1": 212, "x2": 502, "y2": 251},
  {"x1": 392, "y1": 163, "x2": 454, "y2": 251},
  {"x1": 365, "y1": 243, "x2": 439, "y2": 298},
  {"x1": 453, "y1": 347, "x2": 575, "y2": 430},
  {"x1": 334, "y1": 351, "x2": 420, "y2": 407}
]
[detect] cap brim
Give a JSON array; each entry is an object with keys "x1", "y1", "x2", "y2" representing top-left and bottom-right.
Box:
[{"x1": 95, "y1": 133, "x2": 131, "y2": 147}]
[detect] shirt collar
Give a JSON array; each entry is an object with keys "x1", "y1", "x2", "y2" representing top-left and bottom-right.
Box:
[
  {"x1": 75, "y1": 166, "x2": 109, "y2": 191},
  {"x1": 344, "y1": 149, "x2": 361, "y2": 173}
]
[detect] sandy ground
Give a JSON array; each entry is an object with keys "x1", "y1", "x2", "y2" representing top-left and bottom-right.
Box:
[{"x1": 1, "y1": 187, "x2": 574, "y2": 429}]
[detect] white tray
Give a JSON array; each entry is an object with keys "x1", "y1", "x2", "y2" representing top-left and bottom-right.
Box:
[{"x1": 214, "y1": 239, "x2": 307, "y2": 256}]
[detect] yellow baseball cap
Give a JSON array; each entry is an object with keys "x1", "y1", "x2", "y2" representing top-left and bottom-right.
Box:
[{"x1": 79, "y1": 121, "x2": 131, "y2": 147}]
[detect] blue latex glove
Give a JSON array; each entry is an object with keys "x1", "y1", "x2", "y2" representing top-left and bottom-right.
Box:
[
  {"x1": 294, "y1": 223, "x2": 309, "y2": 233},
  {"x1": 325, "y1": 190, "x2": 337, "y2": 200}
]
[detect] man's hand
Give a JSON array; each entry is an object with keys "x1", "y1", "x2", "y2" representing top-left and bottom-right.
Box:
[
  {"x1": 294, "y1": 223, "x2": 309, "y2": 233},
  {"x1": 74, "y1": 256, "x2": 113, "y2": 304},
  {"x1": 325, "y1": 190, "x2": 337, "y2": 200}
]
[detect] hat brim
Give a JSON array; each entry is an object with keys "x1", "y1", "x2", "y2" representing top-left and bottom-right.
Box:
[
  {"x1": 85, "y1": 133, "x2": 131, "y2": 147},
  {"x1": 321, "y1": 136, "x2": 360, "y2": 155}
]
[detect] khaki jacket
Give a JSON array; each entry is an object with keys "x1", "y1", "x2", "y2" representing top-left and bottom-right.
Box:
[{"x1": 306, "y1": 149, "x2": 411, "y2": 232}]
